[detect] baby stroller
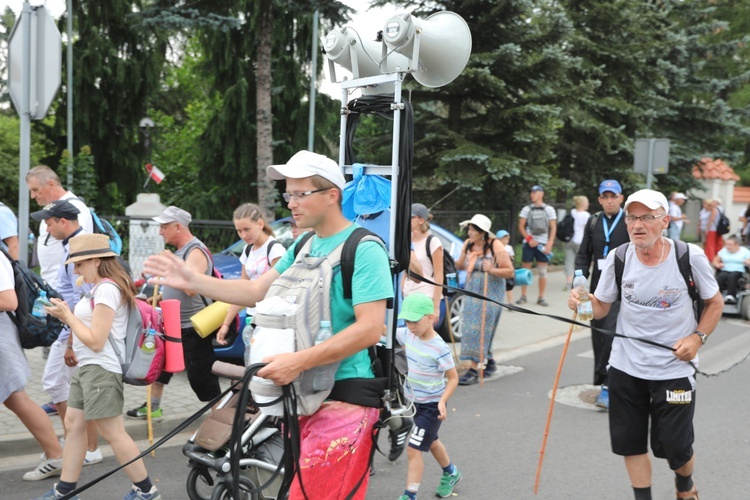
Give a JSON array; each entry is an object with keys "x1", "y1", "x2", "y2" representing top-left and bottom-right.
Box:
[{"x1": 183, "y1": 361, "x2": 285, "y2": 500}]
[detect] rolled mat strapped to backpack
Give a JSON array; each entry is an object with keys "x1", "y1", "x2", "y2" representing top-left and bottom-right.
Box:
[
  {"x1": 514, "y1": 268, "x2": 533, "y2": 286},
  {"x1": 190, "y1": 300, "x2": 231, "y2": 338},
  {"x1": 161, "y1": 299, "x2": 185, "y2": 373}
]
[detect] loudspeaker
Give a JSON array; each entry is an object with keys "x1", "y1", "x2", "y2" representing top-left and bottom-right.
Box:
[
  {"x1": 323, "y1": 27, "x2": 410, "y2": 94},
  {"x1": 382, "y1": 11, "x2": 472, "y2": 88}
]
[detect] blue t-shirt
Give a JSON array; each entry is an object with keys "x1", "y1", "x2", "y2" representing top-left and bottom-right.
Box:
[
  {"x1": 274, "y1": 224, "x2": 393, "y2": 380},
  {"x1": 396, "y1": 328, "x2": 454, "y2": 403},
  {"x1": 717, "y1": 246, "x2": 750, "y2": 273}
]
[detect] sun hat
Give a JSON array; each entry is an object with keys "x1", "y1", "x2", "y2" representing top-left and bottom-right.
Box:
[
  {"x1": 496, "y1": 229, "x2": 510, "y2": 239},
  {"x1": 65, "y1": 234, "x2": 118, "y2": 264},
  {"x1": 411, "y1": 203, "x2": 430, "y2": 220},
  {"x1": 599, "y1": 179, "x2": 622, "y2": 195},
  {"x1": 153, "y1": 206, "x2": 192, "y2": 226},
  {"x1": 459, "y1": 214, "x2": 492, "y2": 234},
  {"x1": 624, "y1": 189, "x2": 669, "y2": 213},
  {"x1": 31, "y1": 199, "x2": 80, "y2": 221},
  {"x1": 266, "y1": 150, "x2": 346, "y2": 191},
  {"x1": 398, "y1": 292, "x2": 435, "y2": 322}
]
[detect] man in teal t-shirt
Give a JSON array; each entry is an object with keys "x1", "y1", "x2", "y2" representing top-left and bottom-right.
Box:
[{"x1": 143, "y1": 150, "x2": 393, "y2": 500}]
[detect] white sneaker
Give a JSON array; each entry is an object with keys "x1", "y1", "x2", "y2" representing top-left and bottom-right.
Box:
[
  {"x1": 23, "y1": 458, "x2": 62, "y2": 481},
  {"x1": 84, "y1": 448, "x2": 103, "y2": 465}
]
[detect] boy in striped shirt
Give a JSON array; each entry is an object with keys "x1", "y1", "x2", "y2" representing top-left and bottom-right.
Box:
[{"x1": 396, "y1": 292, "x2": 461, "y2": 500}]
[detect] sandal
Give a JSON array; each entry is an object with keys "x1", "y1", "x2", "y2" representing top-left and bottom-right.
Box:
[{"x1": 676, "y1": 485, "x2": 699, "y2": 500}]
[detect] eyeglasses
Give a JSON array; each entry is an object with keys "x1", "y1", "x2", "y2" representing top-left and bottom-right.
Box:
[
  {"x1": 282, "y1": 188, "x2": 330, "y2": 203},
  {"x1": 624, "y1": 214, "x2": 666, "y2": 224}
]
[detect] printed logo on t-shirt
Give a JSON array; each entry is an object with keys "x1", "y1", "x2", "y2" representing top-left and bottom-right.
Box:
[
  {"x1": 666, "y1": 389, "x2": 692, "y2": 404},
  {"x1": 623, "y1": 284, "x2": 681, "y2": 310}
]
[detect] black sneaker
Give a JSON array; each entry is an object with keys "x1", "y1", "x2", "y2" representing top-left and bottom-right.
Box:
[
  {"x1": 387, "y1": 417, "x2": 414, "y2": 461},
  {"x1": 484, "y1": 359, "x2": 497, "y2": 376}
]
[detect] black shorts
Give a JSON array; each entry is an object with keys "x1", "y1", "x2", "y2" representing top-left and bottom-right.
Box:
[
  {"x1": 608, "y1": 367, "x2": 695, "y2": 470},
  {"x1": 408, "y1": 402, "x2": 443, "y2": 452}
]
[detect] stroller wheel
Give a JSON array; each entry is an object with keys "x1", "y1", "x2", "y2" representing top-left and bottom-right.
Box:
[
  {"x1": 210, "y1": 476, "x2": 260, "y2": 500},
  {"x1": 187, "y1": 466, "x2": 219, "y2": 500}
]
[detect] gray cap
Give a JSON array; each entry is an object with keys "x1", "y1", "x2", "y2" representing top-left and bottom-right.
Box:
[
  {"x1": 411, "y1": 203, "x2": 430, "y2": 220},
  {"x1": 153, "y1": 206, "x2": 192, "y2": 226}
]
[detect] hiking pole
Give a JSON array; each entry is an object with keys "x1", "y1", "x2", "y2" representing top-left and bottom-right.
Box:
[
  {"x1": 533, "y1": 311, "x2": 577, "y2": 494},
  {"x1": 147, "y1": 284, "x2": 159, "y2": 457},
  {"x1": 479, "y1": 265, "x2": 489, "y2": 387}
]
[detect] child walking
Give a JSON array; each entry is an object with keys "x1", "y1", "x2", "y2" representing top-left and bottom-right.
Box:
[{"x1": 396, "y1": 292, "x2": 461, "y2": 500}]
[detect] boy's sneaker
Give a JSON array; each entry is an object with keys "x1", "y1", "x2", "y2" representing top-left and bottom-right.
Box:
[
  {"x1": 42, "y1": 402, "x2": 58, "y2": 416},
  {"x1": 436, "y1": 467, "x2": 462, "y2": 498},
  {"x1": 23, "y1": 458, "x2": 62, "y2": 481},
  {"x1": 595, "y1": 386, "x2": 609, "y2": 410},
  {"x1": 126, "y1": 402, "x2": 163, "y2": 420},
  {"x1": 123, "y1": 485, "x2": 162, "y2": 500},
  {"x1": 515, "y1": 295, "x2": 527, "y2": 305},
  {"x1": 34, "y1": 484, "x2": 80, "y2": 500},
  {"x1": 84, "y1": 447, "x2": 103, "y2": 465},
  {"x1": 484, "y1": 359, "x2": 497, "y2": 376},
  {"x1": 388, "y1": 417, "x2": 414, "y2": 461}
]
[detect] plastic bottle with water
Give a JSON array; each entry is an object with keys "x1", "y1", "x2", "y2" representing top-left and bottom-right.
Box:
[
  {"x1": 573, "y1": 270, "x2": 593, "y2": 321},
  {"x1": 31, "y1": 290, "x2": 50, "y2": 320},
  {"x1": 242, "y1": 316, "x2": 254, "y2": 366},
  {"x1": 313, "y1": 320, "x2": 334, "y2": 391},
  {"x1": 142, "y1": 328, "x2": 157, "y2": 353}
]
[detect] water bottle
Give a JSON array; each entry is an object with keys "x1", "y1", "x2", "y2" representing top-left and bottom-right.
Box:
[
  {"x1": 31, "y1": 290, "x2": 49, "y2": 319},
  {"x1": 573, "y1": 270, "x2": 593, "y2": 321},
  {"x1": 313, "y1": 320, "x2": 334, "y2": 391},
  {"x1": 315, "y1": 320, "x2": 333, "y2": 345},
  {"x1": 446, "y1": 273, "x2": 458, "y2": 289},
  {"x1": 242, "y1": 316, "x2": 254, "y2": 366},
  {"x1": 142, "y1": 328, "x2": 157, "y2": 353}
]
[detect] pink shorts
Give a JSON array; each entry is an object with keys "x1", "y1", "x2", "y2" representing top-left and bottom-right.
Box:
[{"x1": 289, "y1": 400, "x2": 380, "y2": 500}]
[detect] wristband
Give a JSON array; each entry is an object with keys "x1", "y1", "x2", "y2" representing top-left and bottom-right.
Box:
[{"x1": 525, "y1": 235, "x2": 532, "y2": 242}]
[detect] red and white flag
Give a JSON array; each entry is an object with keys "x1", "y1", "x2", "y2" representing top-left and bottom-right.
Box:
[{"x1": 145, "y1": 163, "x2": 165, "y2": 184}]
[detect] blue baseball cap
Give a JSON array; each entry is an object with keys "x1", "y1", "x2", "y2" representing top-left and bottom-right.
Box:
[
  {"x1": 496, "y1": 229, "x2": 510, "y2": 238},
  {"x1": 530, "y1": 185, "x2": 544, "y2": 192},
  {"x1": 599, "y1": 179, "x2": 622, "y2": 195}
]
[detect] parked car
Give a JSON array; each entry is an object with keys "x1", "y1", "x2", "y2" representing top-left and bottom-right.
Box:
[{"x1": 211, "y1": 219, "x2": 468, "y2": 362}]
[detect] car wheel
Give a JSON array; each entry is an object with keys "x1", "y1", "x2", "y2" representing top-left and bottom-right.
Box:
[
  {"x1": 742, "y1": 295, "x2": 750, "y2": 321},
  {"x1": 437, "y1": 295, "x2": 464, "y2": 343}
]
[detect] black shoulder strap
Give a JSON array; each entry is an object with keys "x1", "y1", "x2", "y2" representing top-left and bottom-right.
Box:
[
  {"x1": 589, "y1": 211, "x2": 602, "y2": 234},
  {"x1": 425, "y1": 234, "x2": 434, "y2": 266},
  {"x1": 674, "y1": 239, "x2": 702, "y2": 321},
  {"x1": 243, "y1": 244, "x2": 251, "y2": 259},
  {"x1": 266, "y1": 239, "x2": 281, "y2": 266},
  {"x1": 341, "y1": 227, "x2": 384, "y2": 300},
  {"x1": 614, "y1": 242, "x2": 629, "y2": 302},
  {"x1": 182, "y1": 240, "x2": 214, "y2": 307},
  {"x1": 292, "y1": 231, "x2": 315, "y2": 260}
]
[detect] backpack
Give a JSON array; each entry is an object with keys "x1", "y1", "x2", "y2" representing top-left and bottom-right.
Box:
[
  {"x1": 243, "y1": 239, "x2": 283, "y2": 267},
  {"x1": 0, "y1": 247, "x2": 65, "y2": 349},
  {"x1": 251, "y1": 227, "x2": 387, "y2": 416},
  {"x1": 92, "y1": 279, "x2": 166, "y2": 385},
  {"x1": 77, "y1": 199, "x2": 123, "y2": 255},
  {"x1": 716, "y1": 211, "x2": 730, "y2": 236},
  {"x1": 556, "y1": 211, "x2": 575, "y2": 242},
  {"x1": 526, "y1": 205, "x2": 550, "y2": 236},
  {"x1": 425, "y1": 234, "x2": 458, "y2": 297},
  {"x1": 613, "y1": 240, "x2": 703, "y2": 321}
]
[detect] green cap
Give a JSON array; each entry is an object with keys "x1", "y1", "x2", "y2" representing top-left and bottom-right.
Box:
[{"x1": 398, "y1": 292, "x2": 435, "y2": 322}]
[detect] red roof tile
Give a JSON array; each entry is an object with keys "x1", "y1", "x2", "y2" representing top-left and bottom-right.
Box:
[
  {"x1": 692, "y1": 157, "x2": 740, "y2": 181},
  {"x1": 734, "y1": 187, "x2": 750, "y2": 204}
]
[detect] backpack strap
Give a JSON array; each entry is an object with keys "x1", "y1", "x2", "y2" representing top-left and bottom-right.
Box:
[
  {"x1": 425, "y1": 234, "x2": 434, "y2": 266},
  {"x1": 614, "y1": 243, "x2": 629, "y2": 303},
  {"x1": 292, "y1": 231, "x2": 315, "y2": 260},
  {"x1": 266, "y1": 239, "x2": 282, "y2": 266},
  {"x1": 341, "y1": 228, "x2": 386, "y2": 300},
  {"x1": 673, "y1": 239, "x2": 702, "y2": 321},
  {"x1": 182, "y1": 240, "x2": 215, "y2": 307},
  {"x1": 589, "y1": 211, "x2": 601, "y2": 234}
]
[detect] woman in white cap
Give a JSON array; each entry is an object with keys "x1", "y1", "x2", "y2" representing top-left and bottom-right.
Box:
[
  {"x1": 39, "y1": 234, "x2": 161, "y2": 500},
  {"x1": 455, "y1": 215, "x2": 514, "y2": 385}
]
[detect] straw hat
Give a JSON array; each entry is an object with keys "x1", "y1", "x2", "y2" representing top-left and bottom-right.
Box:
[{"x1": 65, "y1": 234, "x2": 118, "y2": 264}]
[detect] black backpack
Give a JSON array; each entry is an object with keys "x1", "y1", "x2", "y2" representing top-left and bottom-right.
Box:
[
  {"x1": 613, "y1": 240, "x2": 703, "y2": 321},
  {"x1": 716, "y1": 211, "x2": 730, "y2": 236},
  {"x1": 556, "y1": 212, "x2": 575, "y2": 242},
  {"x1": 243, "y1": 239, "x2": 283, "y2": 267},
  {"x1": 1, "y1": 248, "x2": 65, "y2": 348},
  {"x1": 425, "y1": 234, "x2": 458, "y2": 297}
]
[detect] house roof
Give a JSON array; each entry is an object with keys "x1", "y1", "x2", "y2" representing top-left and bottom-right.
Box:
[{"x1": 692, "y1": 157, "x2": 740, "y2": 181}]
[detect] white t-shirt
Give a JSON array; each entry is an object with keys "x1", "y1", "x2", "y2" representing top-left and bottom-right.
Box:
[
  {"x1": 518, "y1": 204, "x2": 557, "y2": 245},
  {"x1": 403, "y1": 234, "x2": 442, "y2": 299},
  {"x1": 571, "y1": 209, "x2": 591, "y2": 245},
  {"x1": 239, "y1": 237, "x2": 285, "y2": 315},
  {"x1": 37, "y1": 192, "x2": 93, "y2": 288},
  {"x1": 505, "y1": 244, "x2": 515, "y2": 259},
  {"x1": 73, "y1": 281, "x2": 129, "y2": 374},
  {"x1": 668, "y1": 201, "x2": 684, "y2": 232},
  {"x1": 594, "y1": 240, "x2": 718, "y2": 380}
]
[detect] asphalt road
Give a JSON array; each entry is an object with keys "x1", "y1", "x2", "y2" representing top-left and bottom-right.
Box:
[{"x1": 4, "y1": 317, "x2": 750, "y2": 500}]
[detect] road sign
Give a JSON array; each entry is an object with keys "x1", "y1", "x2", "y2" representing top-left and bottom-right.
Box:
[
  {"x1": 8, "y1": 5, "x2": 62, "y2": 120},
  {"x1": 634, "y1": 138, "x2": 670, "y2": 175}
]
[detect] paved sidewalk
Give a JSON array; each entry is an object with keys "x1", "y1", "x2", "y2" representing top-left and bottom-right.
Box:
[{"x1": 0, "y1": 268, "x2": 585, "y2": 460}]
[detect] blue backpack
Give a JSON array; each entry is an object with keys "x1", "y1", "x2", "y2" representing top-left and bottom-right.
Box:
[{"x1": 88, "y1": 207, "x2": 123, "y2": 255}]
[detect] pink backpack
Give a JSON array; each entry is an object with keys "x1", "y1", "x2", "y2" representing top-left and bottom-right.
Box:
[{"x1": 92, "y1": 280, "x2": 166, "y2": 385}]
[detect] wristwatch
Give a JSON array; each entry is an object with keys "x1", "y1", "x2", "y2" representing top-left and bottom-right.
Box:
[{"x1": 692, "y1": 331, "x2": 708, "y2": 344}]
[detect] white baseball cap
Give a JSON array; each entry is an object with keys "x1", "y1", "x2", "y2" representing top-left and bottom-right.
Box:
[
  {"x1": 460, "y1": 214, "x2": 492, "y2": 234},
  {"x1": 624, "y1": 189, "x2": 669, "y2": 213},
  {"x1": 266, "y1": 150, "x2": 346, "y2": 191},
  {"x1": 674, "y1": 192, "x2": 688, "y2": 200}
]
